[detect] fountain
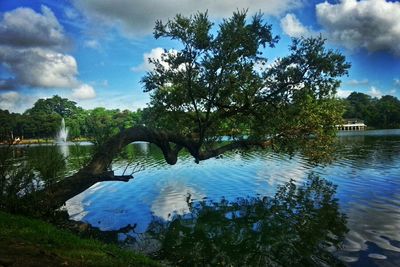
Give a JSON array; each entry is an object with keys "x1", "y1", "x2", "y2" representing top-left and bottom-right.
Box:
[
  {"x1": 57, "y1": 118, "x2": 69, "y2": 143},
  {"x1": 56, "y1": 118, "x2": 70, "y2": 158}
]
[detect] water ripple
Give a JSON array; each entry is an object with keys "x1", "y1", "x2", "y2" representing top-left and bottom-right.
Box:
[{"x1": 62, "y1": 130, "x2": 400, "y2": 266}]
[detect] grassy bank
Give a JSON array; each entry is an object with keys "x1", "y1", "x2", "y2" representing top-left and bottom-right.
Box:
[{"x1": 0, "y1": 211, "x2": 160, "y2": 267}]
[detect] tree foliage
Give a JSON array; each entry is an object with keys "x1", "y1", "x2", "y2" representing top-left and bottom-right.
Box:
[
  {"x1": 0, "y1": 96, "x2": 143, "y2": 142},
  {"x1": 343, "y1": 92, "x2": 400, "y2": 129},
  {"x1": 25, "y1": 95, "x2": 81, "y2": 118},
  {"x1": 142, "y1": 11, "x2": 350, "y2": 161}
]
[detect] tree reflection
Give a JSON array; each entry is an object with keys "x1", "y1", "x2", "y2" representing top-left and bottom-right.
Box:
[{"x1": 146, "y1": 174, "x2": 347, "y2": 266}]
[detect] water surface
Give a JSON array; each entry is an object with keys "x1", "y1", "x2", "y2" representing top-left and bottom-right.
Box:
[
  {"x1": 5, "y1": 130, "x2": 400, "y2": 266},
  {"x1": 65, "y1": 130, "x2": 400, "y2": 266}
]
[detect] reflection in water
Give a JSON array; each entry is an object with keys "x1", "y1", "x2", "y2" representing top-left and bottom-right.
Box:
[
  {"x1": 62, "y1": 130, "x2": 400, "y2": 266},
  {"x1": 58, "y1": 143, "x2": 70, "y2": 159},
  {"x1": 150, "y1": 180, "x2": 205, "y2": 220},
  {"x1": 145, "y1": 175, "x2": 347, "y2": 266},
  {"x1": 135, "y1": 141, "x2": 149, "y2": 154}
]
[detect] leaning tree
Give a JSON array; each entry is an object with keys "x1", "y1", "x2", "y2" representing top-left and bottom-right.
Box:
[{"x1": 34, "y1": 11, "x2": 349, "y2": 210}]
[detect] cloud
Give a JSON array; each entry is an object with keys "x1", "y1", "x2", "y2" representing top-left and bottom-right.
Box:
[
  {"x1": 75, "y1": 92, "x2": 149, "y2": 111},
  {"x1": 280, "y1": 13, "x2": 313, "y2": 38},
  {"x1": 131, "y1": 47, "x2": 165, "y2": 72},
  {"x1": 336, "y1": 88, "x2": 353, "y2": 98},
  {"x1": 72, "y1": 84, "x2": 96, "y2": 99},
  {"x1": 73, "y1": 0, "x2": 302, "y2": 36},
  {"x1": 369, "y1": 86, "x2": 382, "y2": 98},
  {"x1": 131, "y1": 47, "x2": 181, "y2": 72},
  {"x1": 64, "y1": 7, "x2": 79, "y2": 20},
  {"x1": 395, "y1": 79, "x2": 400, "y2": 86},
  {"x1": 0, "y1": 79, "x2": 16, "y2": 90},
  {"x1": 0, "y1": 6, "x2": 84, "y2": 90},
  {"x1": 0, "y1": 47, "x2": 78, "y2": 88},
  {"x1": 83, "y1": 39, "x2": 100, "y2": 49},
  {"x1": 0, "y1": 6, "x2": 68, "y2": 48},
  {"x1": 0, "y1": 90, "x2": 40, "y2": 113},
  {"x1": 0, "y1": 91, "x2": 21, "y2": 110},
  {"x1": 345, "y1": 79, "x2": 369, "y2": 86},
  {"x1": 316, "y1": 0, "x2": 400, "y2": 55}
]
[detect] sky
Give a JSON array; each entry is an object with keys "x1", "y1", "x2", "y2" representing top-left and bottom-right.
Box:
[{"x1": 0, "y1": 0, "x2": 400, "y2": 113}]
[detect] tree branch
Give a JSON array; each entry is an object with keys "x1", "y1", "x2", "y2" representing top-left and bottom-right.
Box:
[
  {"x1": 97, "y1": 171, "x2": 133, "y2": 182},
  {"x1": 35, "y1": 126, "x2": 272, "y2": 209}
]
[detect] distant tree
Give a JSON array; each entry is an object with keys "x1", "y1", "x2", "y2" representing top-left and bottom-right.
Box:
[
  {"x1": 376, "y1": 95, "x2": 400, "y2": 128},
  {"x1": 343, "y1": 92, "x2": 400, "y2": 129},
  {"x1": 85, "y1": 108, "x2": 119, "y2": 146},
  {"x1": 343, "y1": 92, "x2": 377, "y2": 124},
  {"x1": 30, "y1": 112, "x2": 61, "y2": 139},
  {"x1": 65, "y1": 109, "x2": 89, "y2": 139},
  {"x1": 0, "y1": 109, "x2": 15, "y2": 141},
  {"x1": 25, "y1": 95, "x2": 81, "y2": 118},
  {"x1": 22, "y1": 95, "x2": 83, "y2": 139}
]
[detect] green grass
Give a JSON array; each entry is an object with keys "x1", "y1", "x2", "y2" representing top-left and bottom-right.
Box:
[{"x1": 0, "y1": 211, "x2": 161, "y2": 267}]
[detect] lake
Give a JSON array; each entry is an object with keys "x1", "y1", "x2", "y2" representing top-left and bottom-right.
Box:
[{"x1": 4, "y1": 129, "x2": 400, "y2": 266}]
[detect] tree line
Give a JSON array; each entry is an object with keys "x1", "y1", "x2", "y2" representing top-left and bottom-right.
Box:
[
  {"x1": 343, "y1": 92, "x2": 400, "y2": 129},
  {"x1": 2, "y1": 90, "x2": 399, "y2": 143},
  {"x1": 0, "y1": 95, "x2": 142, "y2": 143}
]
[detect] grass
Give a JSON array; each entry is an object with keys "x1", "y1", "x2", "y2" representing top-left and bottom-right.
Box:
[{"x1": 0, "y1": 211, "x2": 161, "y2": 267}]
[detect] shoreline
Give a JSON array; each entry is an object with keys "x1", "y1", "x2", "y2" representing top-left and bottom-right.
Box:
[{"x1": 0, "y1": 138, "x2": 90, "y2": 146}]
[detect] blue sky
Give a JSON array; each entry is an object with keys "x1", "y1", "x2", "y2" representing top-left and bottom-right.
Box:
[{"x1": 0, "y1": 0, "x2": 400, "y2": 113}]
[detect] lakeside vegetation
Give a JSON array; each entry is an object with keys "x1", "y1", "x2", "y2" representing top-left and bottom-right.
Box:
[
  {"x1": 0, "y1": 95, "x2": 142, "y2": 143},
  {"x1": 1, "y1": 91, "x2": 400, "y2": 143},
  {"x1": 0, "y1": 211, "x2": 159, "y2": 267},
  {"x1": 342, "y1": 92, "x2": 400, "y2": 129}
]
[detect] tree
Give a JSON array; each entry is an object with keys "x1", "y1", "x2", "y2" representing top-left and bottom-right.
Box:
[
  {"x1": 343, "y1": 92, "x2": 378, "y2": 126},
  {"x1": 343, "y1": 92, "x2": 400, "y2": 129},
  {"x1": 31, "y1": 11, "x2": 350, "y2": 210},
  {"x1": 25, "y1": 95, "x2": 81, "y2": 118},
  {"x1": 85, "y1": 108, "x2": 120, "y2": 146},
  {"x1": 376, "y1": 95, "x2": 400, "y2": 129},
  {"x1": 0, "y1": 109, "x2": 15, "y2": 141}
]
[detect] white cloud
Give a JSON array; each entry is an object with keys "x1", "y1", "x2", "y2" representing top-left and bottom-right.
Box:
[
  {"x1": 395, "y1": 79, "x2": 400, "y2": 86},
  {"x1": 0, "y1": 6, "x2": 67, "y2": 48},
  {"x1": 0, "y1": 47, "x2": 79, "y2": 88},
  {"x1": 369, "y1": 86, "x2": 382, "y2": 98},
  {"x1": 72, "y1": 84, "x2": 96, "y2": 99},
  {"x1": 0, "y1": 91, "x2": 21, "y2": 110},
  {"x1": 0, "y1": 6, "x2": 86, "y2": 90},
  {"x1": 131, "y1": 47, "x2": 164, "y2": 72},
  {"x1": 0, "y1": 91, "x2": 56, "y2": 113},
  {"x1": 131, "y1": 47, "x2": 180, "y2": 72},
  {"x1": 73, "y1": 0, "x2": 302, "y2": 36},
  {"x1": 345, "y1": 79, "x2": 369, "y2": 86},
  {"x1": 316, "y1": 0, "x2": 400, "y2": 55},
  {"x1": 280, "y1": 13, "x2": 313, "y2": 38},
  {"x1": 336, "y1": 88, "x2": 352, "y2": 98},
  {"x1": 83, "y1": 39, "x2": 100, "y2": 49},
  {"x1": 76, "y1": 92, "x2": 149, "y2": 111}
]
